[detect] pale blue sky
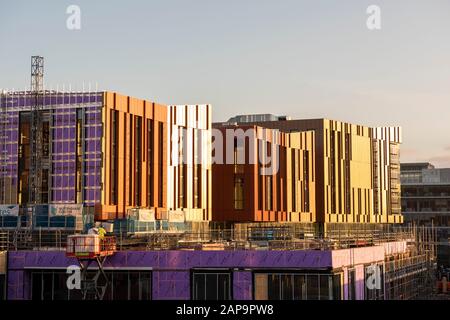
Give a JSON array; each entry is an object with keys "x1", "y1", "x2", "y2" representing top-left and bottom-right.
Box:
[{"x1": 1, "y1": 1, "x2": 450, "y2": 166}]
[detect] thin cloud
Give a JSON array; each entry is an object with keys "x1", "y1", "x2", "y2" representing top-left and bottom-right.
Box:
[{"x1": 428, "y1": 154, "x2": 450, "y2": 168}]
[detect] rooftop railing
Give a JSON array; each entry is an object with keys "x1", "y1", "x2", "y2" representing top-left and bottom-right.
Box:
[{"x1": 0, "y1": 225, "x2": 431, "y2": 252}]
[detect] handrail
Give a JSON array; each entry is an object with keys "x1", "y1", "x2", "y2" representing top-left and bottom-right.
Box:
[{"x1": 0, "y1": 226, "x2": 435, "y2": 252}]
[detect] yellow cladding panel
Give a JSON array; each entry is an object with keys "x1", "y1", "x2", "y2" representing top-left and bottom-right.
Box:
[
  {"x1": 348, "y1": 135, "x2": 371, "y2": 191},
  {"x1": 351, "y1": 135, "x2": 371, "y2": 163},
  {"x1": 289, "y1": 133, "x2": 300, "y2": 149}
]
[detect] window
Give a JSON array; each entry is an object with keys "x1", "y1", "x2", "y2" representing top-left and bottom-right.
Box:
[
  {"x1": 319, "y1": 275, "x2": 332, "y2": 300},
  {"x1": 74, "y1": 110, "x2": 83, "y2": 203},
  {"x1": 266, "y1": 175, "x2": 273, "y2": 211},
  {"x1": 291, "y1": 149, "x2": 296, "y2": 212},
  {"x1": 135, "y1": 116, "x2": 142, "y2": 206},
  {"x1": 345, "y1": 133, "x2": 351, "y2": 214},
  {"x1": 113, "y1": 270, "x2": 128, "y2": 300},
  {"x1": 192, "y1": 271, "x2": 232, "y2": 300},
  {"x1": 147, "y1": 119, "x2": 154, "y2": 206},
  {"x1": 158, "y1": 122, "x2": 164, "y2": 207},
  {"x1": 303, "y1": 150, "x2": 309, "y2": 212},
  {"x1": 110, "y1": 110, "x2": 119, "y2": 205},
  {"x1": 330, "y1": 131, "x2": 336, "y2": 213},
  {"x1": 254, "y1": 272, "x2": 342, "y2": 300},
  {"x1": 258, "y1": 143, "x2": 263, "y2": 211},
  {"x1": 31, "y1": 271, "x2": 65, "y2": 300},
  {"x1": 128, "y1": 116, "x2": 133, "y2": 205},
  {"x1": 293, "y1": 275, "x2": 307, "y2": 300},
  {"x1": 234, "y1": 177, "x2": 244, "y2": 210},
  {"x1": 234, "y1": 138, "x2": 244, "y2": 174},
  {"x1": 267, "y1": 274, "x2": 281, "y2": 300},
  {"x1": 348, "y1": 269, "x2": 356, "y2": 300},
  {"x1": 193, "y1": 130, "x2": 202, "y2": 208},
  {"x1": 307, "y1": 274, "x2": 319, "y2": 300},
  {"x1": 193, "y1": 164, "x2": 200, "y2": 208},
  {"x1": 178, "y1": 128, "x2": 186, "y2": 208},
  {"x1": 281, "y1": 274, "x2": 293, "y2": 300},
  {"x1": 179, "y1": 164, "x2": 185, "y2": 208},
  {"x1": 30, "y1": 270, "x2": 152, "y2": 300},
  {"x1": 332, "y1": 274, "x2": 342, "y2": 300},
  {"x1": 0, "y1": 275, "x2": 5, "y2": 300}
]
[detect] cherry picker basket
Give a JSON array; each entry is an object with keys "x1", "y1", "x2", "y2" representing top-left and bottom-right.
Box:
[{"x1": 66, "y1": 234, "x2": 116, "y2": 259}]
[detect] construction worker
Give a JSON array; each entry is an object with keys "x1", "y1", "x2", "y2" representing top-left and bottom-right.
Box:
[{"x1": 98, "y1": 226, "x2": 107, "y2": 240}]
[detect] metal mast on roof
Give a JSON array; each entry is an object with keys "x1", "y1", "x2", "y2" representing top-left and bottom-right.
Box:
[
  {"x1": 29, "y1": 56, "x2": 44, "y2": 206},
  {"x1": 0, "y1": 89, "x2": 6, "y2": 204}
]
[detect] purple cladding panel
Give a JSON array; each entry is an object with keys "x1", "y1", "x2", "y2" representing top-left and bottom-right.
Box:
[
  {"x1": 153, "y1": 271, "x2": 190, "y2": 300},
  {"x1": 233, "y1": 271, "x2": 252, "y2": 300},
  {"x1": 8, "y1": 250, "x2": 333, "y2": 270},
  {"x1": 7, "y1": 250, "x2": 334, "y2": 300}
]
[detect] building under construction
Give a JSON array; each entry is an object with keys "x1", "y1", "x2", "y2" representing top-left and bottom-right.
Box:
[
  {"x1": 0, "y1": 224, "x2": 438, "y2": 300},
  {"x1": 0, "y1": 57, "x2": 443, "y2": 300},
  {"x1": 0, "y1": 57, "x2": 212, "y2": 234}
]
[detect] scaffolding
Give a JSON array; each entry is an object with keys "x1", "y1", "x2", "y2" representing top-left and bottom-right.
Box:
[
  {"x1": 29, "y1": 56, "x2": 44, "y2": 207},
  {"x1": 0, "y1": 91, "x2": 5, "y2": 204},
  {"x1": 0, "y1": 61, "x2": 102, "y2": 232},
  {"x1": 0, "y1": 90, "x2": 18, "y2": 204},
  {"x1": 384, "y1": 225, "x2": 437, "y2": 299}
]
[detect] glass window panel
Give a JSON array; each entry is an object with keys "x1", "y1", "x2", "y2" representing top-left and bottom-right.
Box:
[
  {"x1": 348, "y1": 269, "x2": 356, "y2": 300},
  {"x1": 319, "y1": 275, "x2": 331, "y2": 300},
  {"x1": 53, "y1": 272, "x2": 69, "y2": 300},
  {"x1": 217, "y1": 274, "x2": 230, "y2": 300},
  {"x1": 192, "y1": 272, "x2": 231, "y2": 300},
  {"x1": 281, "y1": 274, "x2": 293, "y2": 300},
  {"x1": 293, "y1": 275, "x2": 306, "y2": 300},
  {"x1": 267, "y1": 274, "x2": 281, "y2": 300},
  {"x1": 42, "y1": 272, "x2": 53, "y2": 300},
  {"x1": 333, "y1": 274, "x2": 342, "y2": 300},
  {"x1": 139, "y1": 272, "x2": 152, "y2": 300},
  {"x1": 31, "y1": 272, "x2": 43, "y2": 300},
  {"x1": 129, "y1": 273, "x2": 140, "y2": 300},
  {"x1": 306, "y1": 274, "x2": 319, "y2": 300},
  {"x1": 205, "y1": 273, "x2": 217, "y2": 300},
  {"x1": 193, "y1": 273, "x2": 205, "y2": 300},
  {"x1": 112, "y1": 271, "x2": 129, "y2": 300}
]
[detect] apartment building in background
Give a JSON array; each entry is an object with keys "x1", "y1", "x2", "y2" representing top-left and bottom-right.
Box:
[
  {"x1": 0, "y1": 90, "x2": 212, "y2": 228},
  {"x1": 213, "y1": 116, "x2": 403, "y2": 230},
  {"x1": 401, "y1": 162, "x2": 450, "y2": 266}
]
